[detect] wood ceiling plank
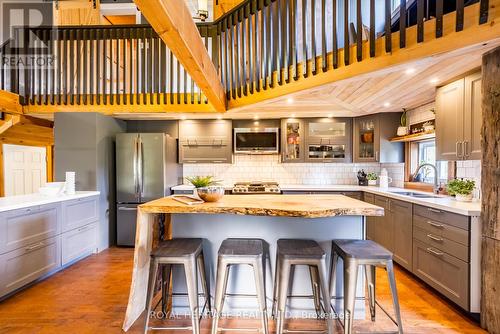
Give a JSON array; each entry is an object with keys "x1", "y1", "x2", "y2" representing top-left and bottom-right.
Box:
[
  {"x1": 0, "y1": 90, "x2": 23, "y2": 114},
  {"x1": 133, "y1": 0, "x2": 226, "y2": 112}
]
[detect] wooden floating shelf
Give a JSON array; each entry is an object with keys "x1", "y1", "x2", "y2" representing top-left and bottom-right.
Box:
[{"x1": 390, "y1": 131, "x2": 435, "y2": 142}]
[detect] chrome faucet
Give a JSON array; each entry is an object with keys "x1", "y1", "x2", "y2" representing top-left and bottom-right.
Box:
[{"x1": 412, "y1": 163, "x2": 439, "y2": 194}]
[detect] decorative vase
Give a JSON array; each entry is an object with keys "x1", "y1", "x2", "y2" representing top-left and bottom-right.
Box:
[
  {"x1": 397, "y1": 126, "x2": 408, "y2": 136},
  {"x1": 368, "y1": 180, "x2": 377, "y2": 186},
  {"x1": 455, "y1": 193, "x2": 473, "y2": 202}
]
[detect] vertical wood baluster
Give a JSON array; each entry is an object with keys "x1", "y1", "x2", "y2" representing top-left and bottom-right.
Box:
[
  {"x1": 36, "y1": 30, "x2": 42, "y2": 105},
  {"x1": 291, "y1": 0, "x2": 298, "y2": 80},
  {"x1": 184, "y1": 64, "x2": 188, "y2": 105},
  {"x1": 223, "y1": 19, "x2": 230, "y2": 97},
  {"x1": 356, "y1": 0, "x2": 362, "y2": 62},
  {"x1": 248, "y1": 3, "x2": 254, "y2": 93},
  {"x1": 261, "y1": 2, "x2": 267, "y2": 90},
  {"x1": 157, "y1": 36, "x2": 163, "y2": 105},
  {"x1": 436, "y1": 0, "x2": 443, "y2": 38},
  {"x1": 311, "y1": 0, "x2": 317, "y2": 75},
  {"x1": 456, "y1": 0, "x2": 464, "y2": 32},
  {"x1": 479, "y1": 0, "x2": 489, "y2": 24},
  {"x1": 110, "y1": 29, "x2": 114, "y2": 105},
  {"x1": 93, "y1": 30, "x2": 98, "y2": 105},
  {"x1": 280, "y1": 0, "x2": 288, "y2": 84},
  {"x1": 344, "y1": 0, "x2": 349, "y2": 65},
  {"x1": 75, "y1": 29, "x2": 81, "y2": 105},
  {"x1": 228, "y1": 18, "x2": 235, "y2": 98},
  {"x1": 254, "y1": 1, "x2": 261, "y2": 92},
  {"x1": 43, "y1": 29, "x2": 49, "y2": 105},
  {"x1": 116, "y1": 30, "x2": 122, "y2": 105},
  {"x1": 332, "y1": 0, "x2": 338, "y2": 68},
  {"x1": 399, "y1": 0, "x2": 406, "y2": 48},
  {"x1": 321, "y1": 0, "x2": 326, "y2": 71},
  {"x1": 141, "y1": 29, "x2": 147, "y2": 105},
  {"x1": 302, "y1": 0, "x2": 308, "y2": 77},
  {"x1": 417, "y1": 0, "x2": 424, "y2": 43},
  {"x1": 69, "y1": 29, "x2": 74, "y2": 105},
  {"x1": 385, "y1": 0, "x2": 392, "y2": 52},
  {"x1": 267, "y1": 3, "x2": 274, "y2": 88},
  {"x1": 96, "y1": 30, "x2": 101, "y2": 105},
  {"x1": 50, "y1": 30, "x2": 55, "y2": 105},
  {"x1": 130, "y1": 29, "x2": 135, "y2": 105},
  {"x1": 169, "y1": 50, "x2": 173, "y2": 105},
  {"x1": 83, "y1": 29, "x2": 88, "y2": 105},
  {"x1": 176, "y1": 57, "x2": 180, "y2": 104},
  {"x1": 63, "y1": 29, "x2": 68, "y2": 105},
  {"x1": 161, "y1": 38, "x2": 167, "y2": 105},
  {"x1": 240, "y1": 9, "x2": 246, "y2": 96},
  {"x1": 103, "y1": 29, "x2": 108, "y2": 105},
  {"x1": 148, "y1": 33, "x2": 153, "y2": 105},
  {"x1": 235, "y1": 13, "x2": 241, "y2": 98},
  {"x1": 369, "y1": 0, "x2": 375, "y2": 57}
]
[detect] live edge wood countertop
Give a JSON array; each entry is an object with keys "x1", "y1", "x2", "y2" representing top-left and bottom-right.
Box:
[{"x1": 139, "y1": 194, "x2": 385, "y2": 218}]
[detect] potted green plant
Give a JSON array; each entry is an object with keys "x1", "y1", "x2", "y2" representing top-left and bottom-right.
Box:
[
  {"x1": 397, "y1": 108, "x2": 409, "y2": 136},
  {"x1": 367, "y1": 172, "x2": 378, "y2": 186},
  {"x1": 185, "y1": 176, "x2": 225, "y2": 202},
  {"x1": 446, "y1": 178, "x2": 476, "y2": 202}
]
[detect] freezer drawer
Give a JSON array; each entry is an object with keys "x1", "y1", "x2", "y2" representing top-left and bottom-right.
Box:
[{"x1": 117, "y1": 204, "x2": 138, "y2": 247}]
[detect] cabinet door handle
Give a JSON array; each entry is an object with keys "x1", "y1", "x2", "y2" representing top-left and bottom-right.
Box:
[
  {"x1": 427, "y1": 221, "x2": 444, "y2": 228},
  {"x1": 427, "y1": 234, "x2": 444, "y2": 242},
  {"x1": 427, "y1": 208, "x2": 443, "y2": 214},
  {"x1": 426, "y1": 247, "x2": 444, "y2": 256},
  {"x1": 375, "y1": 151, "x2": 379, "y2": 162},
  {"x1": 463, "y1": 141, "x2": 470, "y2": 158},
  {"x1": 25, "y1": 242, "x2": 45, "y2": 252}
]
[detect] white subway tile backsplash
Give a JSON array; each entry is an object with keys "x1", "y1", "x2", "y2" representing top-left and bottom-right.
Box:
[
  {"x1": 456, "y1": 160, "x2": 481, "y2": 188},
  {"x1": 182, "y1": 155, "x2": 405, "y2": 187}
]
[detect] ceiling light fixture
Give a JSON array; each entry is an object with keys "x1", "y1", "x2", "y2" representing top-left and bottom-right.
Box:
[
  {"x1": 217, "y1": 115, "x2": 223, "y2": 120},
  {"x1": 327, "y1": 114, "x2": 333, "y2": 118},
  {"x1": 384, "y1": 102, "x2": 391, "y2": 107},
  {"x1": 430, "y1": 78, "x2": 439, "y2": 84},
  {"x1": 291, "y1": 113, "x2": 296, "y2": 118},
  {"x1": 180, "y1": 115, "x2": 187, "y2": 120},
  {"x1": 287, "y1": 98, "x2": 294, "y2": 104},
  {"x1": 253, "y1": 115, "x2": 259, "y2": 120}
]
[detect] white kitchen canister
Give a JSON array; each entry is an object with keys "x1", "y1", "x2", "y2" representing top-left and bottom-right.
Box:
[{"x1": 379, "y1": 168, "x2": 392, "y2": 189}]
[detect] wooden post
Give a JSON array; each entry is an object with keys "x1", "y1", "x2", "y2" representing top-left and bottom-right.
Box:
[{"x1": 481, "y1": 46, "x2": 500, "y2": 333}]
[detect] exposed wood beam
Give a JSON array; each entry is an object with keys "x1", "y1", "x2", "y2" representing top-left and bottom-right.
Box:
[
  {"x1": 0, "y1": 90, "x2": 23, "y2": 114},
  {"x1": 133, "y1": 0, "x2": 226, "y2": 112},
  {"x1": 227, "y1": 1, "x2": 500, "y2": 109}
]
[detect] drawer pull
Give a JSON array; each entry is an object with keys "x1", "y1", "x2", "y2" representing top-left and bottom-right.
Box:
[
  {"x1": 427, "y1": 221, "x2": 444, "y2": 228},
  {"x1": 428, "y1": 208, "x2": 443, "y2": 214},
  {"x1": 426, "y1": 247, "x2": 444, "y2": 256},
  {"x1": 427, "y1": 234, "x2": 444, "y2": 242},
  {"x1": 25, "y1": 242, "x2": 44, "y2": 251}
]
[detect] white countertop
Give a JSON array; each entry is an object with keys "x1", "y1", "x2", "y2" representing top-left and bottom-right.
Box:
[
  {"x1": 0, "y1": 191, "x2": 100, "y2": 213},
  {"x1": 171, "y1": 184, "x2": 481, "y2": 216}
]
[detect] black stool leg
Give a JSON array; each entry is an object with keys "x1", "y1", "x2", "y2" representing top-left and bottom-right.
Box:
[{"x1": 365, "y1": 264, "x2": 376, "y2": 322}]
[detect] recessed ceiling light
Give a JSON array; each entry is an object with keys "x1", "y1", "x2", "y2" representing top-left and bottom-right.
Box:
[
  {"x1": 217, "y1": 115, "x2": 222, "y2": 120},
  {"x1": 291, "y1": 113, "x2": 296, "y2": 118},
  {"x1": 180, "y1": 115, "x2": 187, "y2": 120},
  {"x1": 430, "y1": 78, "x2": 439, "y2": 84},
  {"x1": 287, "y1": 97, "x2": 294, "y2": 104},
  {"x1": 253, "y1": 121, "x2": 260, "y2": 126},
  {"x1": 327, "y1": 114, "x2": 333, "y2": 118},
  {"x1": 384, "y1": 102, "x2": 391, "y2": 107},
  {"x1": 405, "y1": 68, "x2": 416, "y2": 75},
  {"x1": 253, "y1": 115, "x2": 259, "y2": 120}
]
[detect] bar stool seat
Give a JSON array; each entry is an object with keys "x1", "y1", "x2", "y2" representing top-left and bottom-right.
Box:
[
  {"x1": 151, "y1": 238, "x2": 203, "y2": 258},
  {"x1": 277, "y1": 239, "x2": 325, "y2": 259},
  {"x1": 145, "y1": 238, "x2": 210, "y2": 334},
  {"x1": 273, "y1": 239, "x2": 334, "y2": 334},
  {"x1": 329, "y1": 239, "x2": 403, "y2": 334},
  {"x1": 212, "y1": 238, "x2": 269, "y2": 334},
  {"x1": 331, "y1": 239, "x2": 393, "y2": 260}
]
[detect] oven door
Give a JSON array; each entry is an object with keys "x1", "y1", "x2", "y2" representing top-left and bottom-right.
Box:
[{"x1": 234, "y1": 128, "x2": 279, "y2": 154}]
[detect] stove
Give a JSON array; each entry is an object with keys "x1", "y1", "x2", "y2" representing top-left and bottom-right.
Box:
[{"x1": 232, "y1": 181, "x2": 281, "y2": 194}]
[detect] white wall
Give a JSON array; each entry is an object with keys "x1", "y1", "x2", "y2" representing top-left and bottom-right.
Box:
[{"x1": 183, "y1": 155, "x2": 405, "y2": 188}]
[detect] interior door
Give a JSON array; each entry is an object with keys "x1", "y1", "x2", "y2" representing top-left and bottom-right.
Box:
[
  {"x1": 3, "y1": 144, "x2": 47, "y2": 196},
  {"x1": 139, "y1": 133, "x2": 166, "y2": 202},
  {"x1": 116, "y1": 133, "x2": 139, "y2": 203}
]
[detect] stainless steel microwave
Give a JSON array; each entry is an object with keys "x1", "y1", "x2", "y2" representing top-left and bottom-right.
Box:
[{"x1": 234, "y1": 127, "x2": 280, "y2": 154}]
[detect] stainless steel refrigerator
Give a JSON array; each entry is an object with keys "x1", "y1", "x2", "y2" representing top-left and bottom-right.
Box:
[{"x1": 116, "y1": 133, "x2": 182, "y2": 246}]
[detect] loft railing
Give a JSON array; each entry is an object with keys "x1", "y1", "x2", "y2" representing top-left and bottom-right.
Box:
[
  {"x1": 0, "y1": 25, "x2": 211, "y2": 107},
  {"x1": 205, "y1": 0, "x2": 490, "y2": 102},
  {"x1": 0, "y1": 0, "x2": 492, "y2": 109}
]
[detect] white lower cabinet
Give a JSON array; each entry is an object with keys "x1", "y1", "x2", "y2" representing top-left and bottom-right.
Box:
[
  {"x1": 0, "y1": 195, "x2": 99, "y2": 299},
  {"x1": 0, "y1": 236, "x2": 61, "y2": 297},
  {"x1": 61, "y1": 223, "x2": 97, "y2": 266}
]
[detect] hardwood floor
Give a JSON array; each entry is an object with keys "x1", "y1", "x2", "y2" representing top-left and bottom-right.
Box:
[{"x1": 0, "y1": 248, "x2": 484, "y2": 334}]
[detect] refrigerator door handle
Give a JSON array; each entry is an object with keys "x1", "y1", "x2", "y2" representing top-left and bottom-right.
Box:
[
  {"x1": 118, "y1": 206, "x2": 138, "y2": 211},
  {"x1": 133, "y1": 136, "x2": 139, "y2": 200},
  {"x1": 138, "y1": 135, "x2": 144, "y2": 198}
]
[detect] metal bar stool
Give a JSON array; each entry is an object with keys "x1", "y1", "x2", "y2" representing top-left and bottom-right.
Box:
[
  {"x1": 329, "y1": 239, "x2": 403, "y2": 334},
  {"x1": 211, "y1": 238, "x2": 269, "y2": 334},
  {"x1": 273, "y1": 239, "x2": 334, "y2": 334},
  {"x1": 145, "y1": 238, "x2": 211, "y2": 334}
]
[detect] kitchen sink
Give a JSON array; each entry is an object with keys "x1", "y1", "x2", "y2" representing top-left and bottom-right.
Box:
[{"x1": 389, "y1": 191, "x2": 441, "y2": 199}]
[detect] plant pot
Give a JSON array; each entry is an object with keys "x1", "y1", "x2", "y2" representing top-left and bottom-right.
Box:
[
  {"x1": 397, "y1": 126, "x2": 408, "y2": 136},
  {"x1": 368, "y1": 180, "x2": 377, "y2": 186},
  {"x1": 455, "y1": 193, "x2": 473, "y2": 202}
]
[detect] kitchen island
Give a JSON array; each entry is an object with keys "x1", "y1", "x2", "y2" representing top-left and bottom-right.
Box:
[{"x1": 122, "y1": 194, "x2": 384, "y2": 331}]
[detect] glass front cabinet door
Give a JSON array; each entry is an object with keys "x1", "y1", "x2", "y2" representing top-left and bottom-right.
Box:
[
  {"x1": 281, "y1": 118, "x2": 304, "y2": 162},
  {"x1": 353, "y1": 115, "x2": 380, "y2": 162},
  {"x1": 305, "y1": 118, "x2": 352, "y2": 162}
]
